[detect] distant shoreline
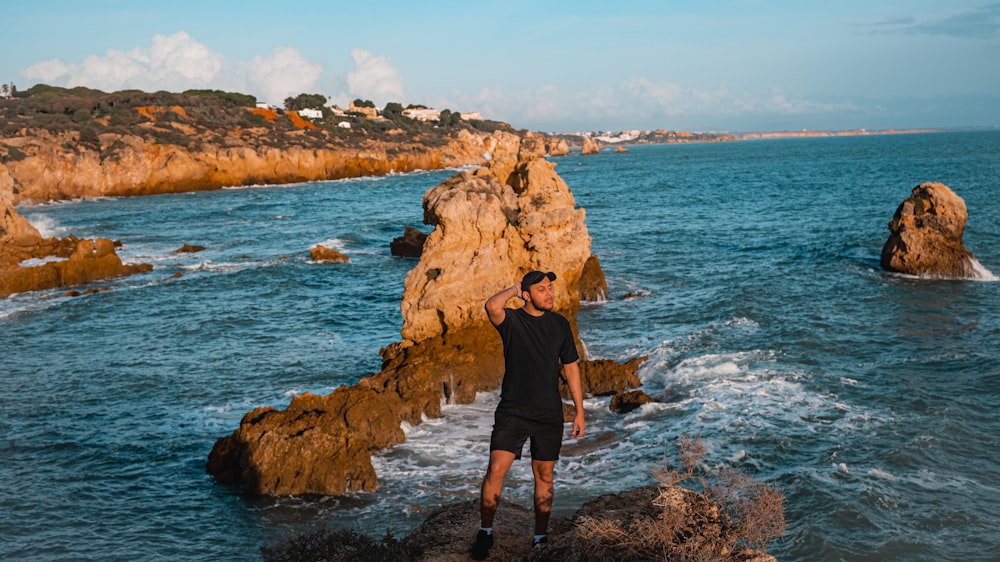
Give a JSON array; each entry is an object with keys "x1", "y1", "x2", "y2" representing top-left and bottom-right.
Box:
[
  {"x1": 553, "y1": 126, "x2": 995, "y2": 149},
  {"x1": 734, "y1": 127, "x2": 944, "y2": 141}
]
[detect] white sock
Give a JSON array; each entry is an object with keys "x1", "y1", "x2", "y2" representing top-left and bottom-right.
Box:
[
  {"x1": 533, "y1": 534, "x2": 547, "y2": 543},
  {"x1": 479, "y1": 527, "x2": 493, "y2": 535}
]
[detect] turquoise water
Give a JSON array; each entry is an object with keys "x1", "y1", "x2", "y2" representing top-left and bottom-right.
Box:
[{"x1": 3, "y1": 131, "x2": 999, "y2": 561}]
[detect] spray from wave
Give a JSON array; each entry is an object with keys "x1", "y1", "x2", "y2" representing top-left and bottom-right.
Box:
[{"x1": 967, "y1": 257, "x2": 998, "y2": 281}]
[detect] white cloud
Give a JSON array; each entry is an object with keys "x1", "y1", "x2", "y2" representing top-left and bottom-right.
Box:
[
  {"x1": 18, "y1": 59, "x2": 72, "y2": 84},
  {"x1": 19, "y1": 32, "x2": 321, "y2": 106},
  {"x1": 22, "y1": 32, "x2": 225, "y2": 93},
  {"x1": 247, "y1": 47, "x2": 323, "y2": 106},
  {"x1": 345, "y1": 49, "x2": 405, "y2": 106},
  {"x1": 447, "y1": 78, "x2": 861, "y2": 132}
]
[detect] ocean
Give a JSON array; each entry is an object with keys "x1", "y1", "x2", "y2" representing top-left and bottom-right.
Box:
[{"x1": 3, "y1": 131, "x2": 999, "y2": 561}]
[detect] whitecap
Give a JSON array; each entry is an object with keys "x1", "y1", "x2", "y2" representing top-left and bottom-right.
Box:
[
  {"x1": 868, "y1": 467, "x2": 896, "y2": 480},
  {"x1": 24, "y1": 214, "x2": 65, "y2": 238},
  {"x1": 160, "y1": 259, "x2": 262, "y2": 276},
  {"x1": 968, "y1": 257, "x2": 998, "y2": 281},
  {"x1": 314, "y1": 238, "x2": 348, "y2": 252},
  {"x1": 18, "y1": 256, "x2": 68, "y2": 267}
]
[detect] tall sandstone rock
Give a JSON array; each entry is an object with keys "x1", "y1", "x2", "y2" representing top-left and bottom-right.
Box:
[
  {"x1": 207, "y1": 131, "x2": 642, "y2": 497},
  {"x1": 400, "y1": 130, "x2": 592, "y2": 343},
  {"x1": 581, "y1": 136, "x2": 601, "y2": 155},
  {"x1": 881, "y1": 182, "x2": 985, "y2": 279}
]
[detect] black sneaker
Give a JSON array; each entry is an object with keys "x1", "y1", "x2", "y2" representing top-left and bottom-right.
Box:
[
  {"x1": 532, "y1": 536, "x2": 548, "y2": 548},
  {"x1": 470, "y1": 529, "x2": 494, "y2": 560}
]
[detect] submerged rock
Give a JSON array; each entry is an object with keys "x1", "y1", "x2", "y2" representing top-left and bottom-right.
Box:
[
  {"x1": 174, "y1": 243, "x2": 205, "y2": 253},
  {"x1": 880, "y1": 182, "x2": 980, "y2": 278}
]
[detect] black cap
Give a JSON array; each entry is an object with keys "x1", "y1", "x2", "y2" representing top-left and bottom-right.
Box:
[{"x1": 521, "y1": 270, "x2": 556, "y2": 290}]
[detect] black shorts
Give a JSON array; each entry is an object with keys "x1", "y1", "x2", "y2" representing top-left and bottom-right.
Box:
[{"x1": 489, "y1": 400, "x2": 564, "y2": 461}]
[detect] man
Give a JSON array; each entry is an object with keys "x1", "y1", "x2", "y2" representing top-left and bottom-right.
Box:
[{"x1": 471, "y1": 270, "x2": 586, "y2": 560}]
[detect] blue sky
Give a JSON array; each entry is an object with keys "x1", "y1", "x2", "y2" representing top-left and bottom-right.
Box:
[{"x1": 2, "y1": 1, "x2": 998, "y2": 132}]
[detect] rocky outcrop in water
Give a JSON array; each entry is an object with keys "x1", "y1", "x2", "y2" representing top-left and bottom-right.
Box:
[
  {"x1": 545, "y1": 137, "x2": 570, "y2": 156},
  {"x1": 310, "y1": 244, "x2": 349, "y2": 263},
  {"x1": 390, "y1": 225, "x2": 428, "y2": 258},
  {"x1": 207, "y1": 131, "x2": 636, "y2": 497},
  {"x1": 0, "y1": 200, "x2": 152, "y2": 298},
  {"x1": 581, "y1": 136, "x2": 601, "y2": 155},
  {"x1": 579, "y1": 254, "x2": 609, "y2": 301},
  {"x1": 880, "y1": 182, "x2": 980, "y2": 278}
]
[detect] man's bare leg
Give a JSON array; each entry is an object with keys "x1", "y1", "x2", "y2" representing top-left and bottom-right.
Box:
[
  {"x1": 480, "y1": 450, "x2": 517, "y2": 528},
  {"x1": 531, "y1": 459, "x2": 556, "y2": 536}
]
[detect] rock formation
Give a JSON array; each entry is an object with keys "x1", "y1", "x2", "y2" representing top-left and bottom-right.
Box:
[
  {"x1": 610, "y1": 390, "x2": 657, "y2": 414},
  {"x1": 310, "y1": 244, "x2": 350, "y2": 263},
  {"x1": 581, "y1": 136, "x2": 601, "y2": 155},
  {"x1": 268, "y1": 484, "x2": 777, "y2": 561},
  {"x1": 390, "y1": 225, "x2": 428, "y2": 258},
  {"x1": 1, "y1": 200, "x2": 152, "y2": 298},
  {"x1": 174, "y1": 243, "x2": 205, "y2": 253},
  {"x1": 577, "y1": 357, "x2": 645, "y2": 396},
  {"x1": 208, "y1": 131, "x2": 637, "y2": 497},
  {"x1": 881, "y1": 182, "x2": 981, "y2": 278},
  {"x1": 400, "y1": 130, "x2": 593, "y2": 343},
  {"x1": 545, "y1": 137, "x2": 570, "y2": 157},
  {"x1": 578, "y1": 254, "x2": 609, "y2": 301}
]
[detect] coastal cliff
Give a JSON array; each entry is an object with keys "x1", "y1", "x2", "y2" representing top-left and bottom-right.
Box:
[
  {"x1": 0, "y1": 85, "x2": 508, "y2": 296},
  {"x1": 1, "y1": 128, "x2": 492, "y2": 204},
  {"x1": 0, "y1": 86, "x2": 510, "y2": 205}
]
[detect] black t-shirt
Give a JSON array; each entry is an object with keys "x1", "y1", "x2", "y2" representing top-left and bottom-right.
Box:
[{"x1": 496, "y1": 307, "x2": 580, "y2": 411}]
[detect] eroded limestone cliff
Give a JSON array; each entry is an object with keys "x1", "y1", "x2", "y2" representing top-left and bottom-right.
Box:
[{"x1": 0, "y1": 128, "x2": 491, "y2": 204}]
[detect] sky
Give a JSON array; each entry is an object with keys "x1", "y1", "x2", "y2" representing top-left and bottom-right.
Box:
[{"x1": 2, "y1": 1, "x2": 999, "y2": 133}]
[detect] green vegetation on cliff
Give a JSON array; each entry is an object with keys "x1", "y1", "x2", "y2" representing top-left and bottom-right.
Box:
[{"x1": 0, "y1": 84, "x2": 511, "y2": 163}]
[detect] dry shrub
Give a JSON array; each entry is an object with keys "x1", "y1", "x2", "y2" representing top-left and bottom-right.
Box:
[{"x1": 577, "y1": 436, "x2": 785, "y2": 561}]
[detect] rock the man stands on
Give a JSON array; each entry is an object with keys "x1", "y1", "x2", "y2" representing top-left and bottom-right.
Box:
[{"x1": 471, "y1": 270, "x2": 586, "y2": 559}]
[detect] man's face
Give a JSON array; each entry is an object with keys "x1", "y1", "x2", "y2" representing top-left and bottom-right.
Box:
[{"x1": 524, "y1": 278, "x2": 555, "y2": 311}]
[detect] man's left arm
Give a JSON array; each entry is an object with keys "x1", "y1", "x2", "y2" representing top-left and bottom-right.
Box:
[{"x1": 562, "y1": 361, "x2": 585, "y2": 438}]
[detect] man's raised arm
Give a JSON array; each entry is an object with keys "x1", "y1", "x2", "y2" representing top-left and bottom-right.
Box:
[{"x1": 484, "y1": 283, "x2": 521, "y2": 327}]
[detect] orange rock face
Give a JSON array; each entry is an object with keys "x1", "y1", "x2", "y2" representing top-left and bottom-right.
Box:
[
  {"x1": 1, "y1": 200, "x2": 152, "y2": 298},
  {"x1": 545, "y1": 137, "x2": 570, "y2": 156},
  {"x1": 0, "y1": 128, "x2": 491, "y2": 205},
  {"x1": 400, "y1": 131, "x2": 593, "y2": 343}
]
